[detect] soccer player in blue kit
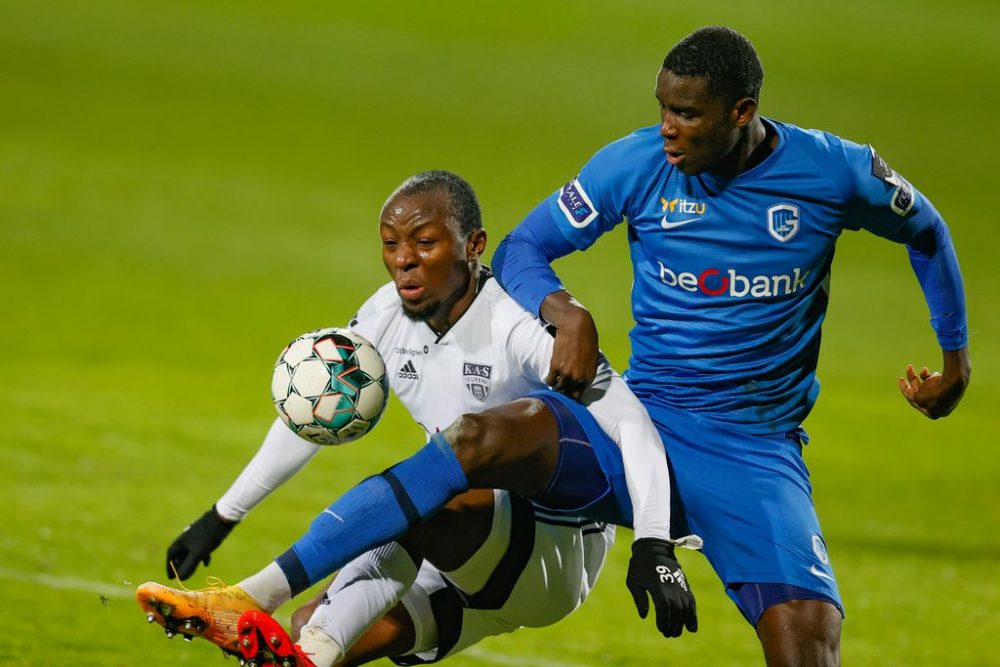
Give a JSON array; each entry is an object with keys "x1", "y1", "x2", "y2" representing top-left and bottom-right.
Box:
[{"x1": 491, "y1": 26, "x2": 971, "y2": 666}]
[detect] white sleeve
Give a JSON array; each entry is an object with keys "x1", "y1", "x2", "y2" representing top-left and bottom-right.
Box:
[
  {"x1": 583, "y1": 375, "x2": 672, "y2": 542},
  {"x1": 504, "y1": 307, "x2": 673, "y2": 541},
  {"x1": 504, "y1": 314, "x2": 554, "y2": 385},
  {"x1": 215, "y1": 419, "x2": 323, "y2": 521}
]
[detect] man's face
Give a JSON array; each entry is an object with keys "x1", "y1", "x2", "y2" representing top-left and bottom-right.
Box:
[
  {"x1": 654, "y1": 68, "x2": 745, "y2": 175},
  {"x1": 380, "y1": 190, "x2": 479, "y2": 324}
]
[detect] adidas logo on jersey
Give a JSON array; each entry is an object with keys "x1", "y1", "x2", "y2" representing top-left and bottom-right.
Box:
[{"x1": 397, "y1": 360, "x2": 419, "y2": 380}]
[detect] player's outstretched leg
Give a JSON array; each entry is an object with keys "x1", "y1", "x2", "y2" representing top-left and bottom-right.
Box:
[
  {"x1": 289, "y1": 490, "x2": 497, "y2": 663},
  {"x1": 135, "y1": 581, "x2": 263, "y2": 654},
  {"x1": 272, "y1": 399, "x2": 558, "y2": 600}
]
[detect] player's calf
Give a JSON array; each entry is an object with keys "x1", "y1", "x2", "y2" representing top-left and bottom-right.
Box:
[{"x1": 756, "y1": 599, "x2": 841, "y2": 667}]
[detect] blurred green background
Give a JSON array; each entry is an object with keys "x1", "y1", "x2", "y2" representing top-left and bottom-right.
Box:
[{"x1": 2, "y1": 0, "x2": 997, "y2": 664}]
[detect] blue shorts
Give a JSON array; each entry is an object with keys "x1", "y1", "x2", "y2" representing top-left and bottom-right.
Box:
[
  {"x1": 640, "y1": 399, "x2": 843, "y2": 618},
  {"x1": 526, "y1": 390, "x2": 633, "y2": 527}
]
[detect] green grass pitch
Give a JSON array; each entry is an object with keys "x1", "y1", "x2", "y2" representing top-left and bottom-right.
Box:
[{"x1": 2, "y1": 1, "x2": 998, "y2": 664}]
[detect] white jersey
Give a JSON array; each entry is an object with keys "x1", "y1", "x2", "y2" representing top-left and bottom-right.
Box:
[
  {"x1": 218, "y1": 273, "x2": 672, "y2": 539},
  {"x1": 350, "y1": 276, "x2": 603, "y2": 434}
]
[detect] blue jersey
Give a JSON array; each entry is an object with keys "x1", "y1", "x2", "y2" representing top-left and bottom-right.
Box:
[{"x1": 495, "y1": 120, "x2": 967, "y2": 434}]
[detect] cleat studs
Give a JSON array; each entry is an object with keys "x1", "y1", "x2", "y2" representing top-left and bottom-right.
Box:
[
  {"x1": 146, "y1": 613, "x2": 155, "y2": 623},
  {"x1": 239, "y1": 660, "x2": 246, "y2": 666},
  {"x1": 182, "y1": 634, "x2": 193, "y2": 642},
  {"x1": 165, "y1": 630, "x2": 175, "y2": 639},
  {"x1": 248, "y1": 660, "x2": 258, "y2": 667},
  {"x1": 269, "y1": 634, "x2": 281, "y2": 648}
]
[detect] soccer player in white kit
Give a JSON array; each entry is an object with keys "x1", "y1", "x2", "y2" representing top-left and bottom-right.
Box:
[{"x1": 138, "y1": 171, "x2": 695, "y2": 666}]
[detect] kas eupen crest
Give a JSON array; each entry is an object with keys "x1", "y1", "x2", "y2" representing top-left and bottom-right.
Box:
[{"x1": 463, "y1": 362, "x2": 492, "y2": 401}]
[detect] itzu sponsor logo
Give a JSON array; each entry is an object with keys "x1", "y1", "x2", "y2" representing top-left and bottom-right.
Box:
[
  {"x1": 463, "y1": 362, "x2": 492, "y2": 401},
  {"x1": 657, "y1": 261, "x2": 809, "y2": 298},
  {"x1": 661, "y1": 196, "x2": 706, "y2": 216},
  {"x1": 660, "y1": 196, "x2": 707, "y2": 230}
]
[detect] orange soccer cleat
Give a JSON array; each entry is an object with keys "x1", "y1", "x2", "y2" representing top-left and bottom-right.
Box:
[{"x1": 136, "y1": 581, "x2": 262, "y2": 654}]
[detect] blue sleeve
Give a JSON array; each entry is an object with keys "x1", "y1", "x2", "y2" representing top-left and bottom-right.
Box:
[
  {"x1": 904, "y1": 209, "x2": 967, "y2": 350},
  {"x1": 494, "y1": 133, "x2": 639, "y2": 317},
  {"x1": 493, "y1": 200, "x2": 575, "y2": 317},
  {"x1": 844, "y1": 143, "x2": 968, "y2": 350}
]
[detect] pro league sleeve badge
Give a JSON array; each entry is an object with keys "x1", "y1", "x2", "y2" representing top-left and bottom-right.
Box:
[
  {"x1": 557, "y1": 178, "x2": 599, "y2": 228},
  {"x1": 868, "y1": 145, "x2": 915, "y2": 216}
]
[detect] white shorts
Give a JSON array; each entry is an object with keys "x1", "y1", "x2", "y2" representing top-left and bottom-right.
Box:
[{"x1": 393, "y1": 490, "x2": 614, "y2": 664}]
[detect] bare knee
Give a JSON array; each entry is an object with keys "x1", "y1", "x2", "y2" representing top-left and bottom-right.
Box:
[
  {"x1": 442, "y1": 399, "x2": 557, "y2": 495},
  {"x1": 290, "y1": 602, "x2": 317, "y2": 643},
  {"x1": 757, "y1": 599, "x2": 842, "y2": 667},
  {"x1": 290, "y1": 584, "x2": 330, "y2": 642}
]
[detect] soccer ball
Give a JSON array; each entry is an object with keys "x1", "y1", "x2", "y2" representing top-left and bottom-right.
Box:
[{"x1": 271, "y1": 328, "x2": 389, "y2": 445}]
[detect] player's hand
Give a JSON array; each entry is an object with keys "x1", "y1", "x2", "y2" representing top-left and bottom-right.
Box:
[
  {"x1": 626, "y1": 538, "x2": 697, "y2": 638},
  {"x1": 539, "y1": 291, "x2": 598, "y2": 401},
  {"x1": 166, "y1": 505, "x2": 237, "y2": 580},
  {"x1": 898, "y1": 348, "x2": 971, "y2": 419}
]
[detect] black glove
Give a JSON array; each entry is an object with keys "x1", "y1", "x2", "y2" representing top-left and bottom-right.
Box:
[
  {"x1": 166, "y1": 505, "x2": 237, "y2": 580},
  {"x1": 626, "y1": 537, "x2": 697, "y2": 638}
]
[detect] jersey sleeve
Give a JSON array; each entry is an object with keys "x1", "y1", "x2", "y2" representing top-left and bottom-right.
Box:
[
  {"x1": 546, "y1": 137, "x2": 637, "y2": 250},
  {"x1": 494, "y1": 134, "x2": 639, "y2": 317},
  {"x1": 215, "y1": 419, "x2": 323, "y2": 521},
  {"x1": 502, "y1": 305, "x2": 557, "y2": 385},
  {"x1": 348, "y1": 282, "x2": 397, "y2": 353},
  {"x1": 840, "y1": 141, "x2": 968, "y2": 350},
  {"x1": 582, "y1": 377, "x2": 672, "y2": 541}
]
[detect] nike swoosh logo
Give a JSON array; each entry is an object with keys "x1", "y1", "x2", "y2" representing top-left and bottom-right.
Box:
[
  {"x1": 809, "y1": 565, "x2": 836, "y2": 582},
  {"x1": 660, "y1": 216, "x2": 702, "y2": 230}
]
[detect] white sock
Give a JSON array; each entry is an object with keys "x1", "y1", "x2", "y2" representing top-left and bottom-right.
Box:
[
  {"x1": 297, "y1": 626, "x2": 345, "y2": 667},
  {"x1": 237, "y1": 561, "x2": 292, "y2": 613},
  {"x1": 300, "y1": 542, "x2": 418, "y2": 661}
]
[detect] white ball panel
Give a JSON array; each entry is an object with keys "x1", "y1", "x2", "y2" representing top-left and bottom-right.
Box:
[
  {"x1": 355, "y1": 381, "x2": 386, "y2": 420},
  {"x1": 283, "y1": 393, "x2": 315, "y2": 426},
  {"x1": 283, "y1": 337, "x2": 316, "y2": 366},
  {"x1": 298, "y1": 425, "x2": 342, "y2": 446},
  {"x1": 291, "y1": 359, "x2": 331, "y2": 397},
  {"x1": 271, "y1": 363, "x2": 292, "y2": 401},
  {"x1": 352, "y1": 341, "x2": 386, "y2": 380},
  {"x1": 336, "y1": 418, "x2": 371, "y2": 443}
]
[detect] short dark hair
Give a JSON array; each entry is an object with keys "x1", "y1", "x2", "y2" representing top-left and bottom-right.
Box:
[
  {"x1": 387, "y1": 170, "x2": 483, "y2": 238},
  {"x1": 662, "y1": 26, "x2": 764, "y2": 105}
]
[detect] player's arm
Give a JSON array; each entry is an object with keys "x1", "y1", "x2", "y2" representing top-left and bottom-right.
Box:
[
  {"x1": 507, "y1": 311, "x2": 696, "y2": 637},
  {"x1": 896, "y1": 210, "x2": 970, "y2": 417},
  {"x1": 495, "y1": 137, "x2": 634, "y2": 400},
  {"x1": 584, "y1": 375, "x2": 697, "y2": 637},
  {"x1": 166, "y1": 419, "x2": 322, "y2": 580},
  {"x1": 847, "y1": 145, "x2": 971, "y2": 418}
]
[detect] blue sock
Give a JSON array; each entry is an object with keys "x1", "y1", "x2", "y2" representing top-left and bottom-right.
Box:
[{"x1": 276, "y1": 433, "x2": 468, "y2": 596}]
